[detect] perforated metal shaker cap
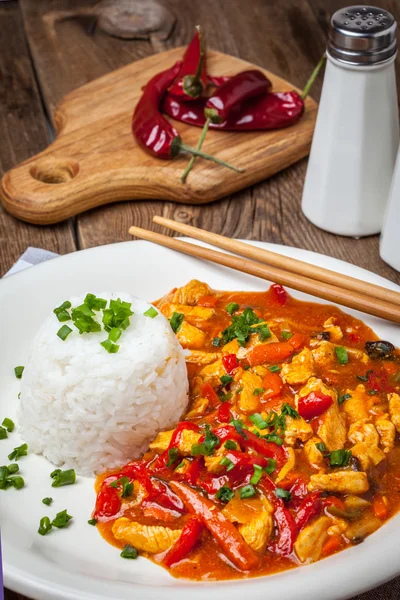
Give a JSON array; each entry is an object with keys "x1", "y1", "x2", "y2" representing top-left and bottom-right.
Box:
[{"x1": 328, "y1": 6, "x2": 397, "y2": 65}]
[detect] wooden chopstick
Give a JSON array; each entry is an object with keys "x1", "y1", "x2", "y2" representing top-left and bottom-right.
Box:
[
  {"x1": 153, "y1": 216, "x2": 400, "y2": 307},
  {"x1": 129, "y1": 225, "x2": 400, "y2": 324}
]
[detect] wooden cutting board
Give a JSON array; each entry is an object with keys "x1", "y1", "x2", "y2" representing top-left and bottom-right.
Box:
[{"x1": 0, "y1": 47, "x2": 318, "y2": 225}]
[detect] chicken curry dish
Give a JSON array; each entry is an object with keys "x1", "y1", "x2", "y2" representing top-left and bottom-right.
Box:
[{"x1": 93, "y1": 280, "x2": 400, "y2": 580}]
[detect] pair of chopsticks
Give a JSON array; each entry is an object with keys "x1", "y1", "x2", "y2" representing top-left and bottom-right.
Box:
[{"x1": 129, "y1": 217, "x2": 400, "y2": 324}]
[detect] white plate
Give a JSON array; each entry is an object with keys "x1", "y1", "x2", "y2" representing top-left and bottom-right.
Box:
[{"x1": 1, "y1": 239, "x2": 400, "y2": 600}]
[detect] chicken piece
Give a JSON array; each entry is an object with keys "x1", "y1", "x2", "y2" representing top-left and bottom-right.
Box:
[
  {"x1": 323, "y1": 317, "x2": 343, "y2": 343},
  {"x1": 375, "y1": 416, "x2": 395, "y2": 453},
  {"x1": 223, "y1": 339, "x2": 241, "y2": 355},
  {"x1": 176, "y1": 321, "x2": 206, "y2": 349},
  {"x1": 312, "y1": 341, "x2": 337, "y2": 370},
  {"x1": 186, "y1": 396, "x2": 209, "y2": 419},
  {"x1": 304, "y1": 436, "x2": 327, "y2": 471},
  {"x1": 163, "y1": 303, "x2": 215, "y2": 324},
  {"x1": 204, "y1": 445, "x2": 227, "y2": 474},
  {"x1": 284, "y1": 415, "x2": 313, "y2": 446},
  {"x1": 388, "y1": 392, "x2": 400, "y2": 433},
  {"x1": 224, "y1": 331, "x2": 279, "y2": 360},
  {"x1": 199, "y1": 359, "x2": 225, "y2": 385},
  {"x1": 294, "y1": 516, "x2": 332, "y2": 563},
  {"x1": 174, "y1": 458, "x2": 191, "y2": 474},
  {"x1": 276, "y1": 447, "x2": 296, "y2": 483},
  {"x1": 112, "y1": 517, "x2": 181, "y2": 553},
  {"x1": 308, "y1": 471, "x2": 369, "y2": 494},
  {"x1": 348, "y1": 422, "x2": 379, "y2": 446},
  {"x1": 280, "y1": 348, "x2": 315, "y2": 385},
  {"x1": 172, "y1": 280, "x2": 212, "y2": 306},
  {"x1": 238, "y1": 501, "x2": 274, "y2": 553},
  {"x1": 178, "y1": 429, "x2": 202, "y2": 455},
  {"x1": 237, "y1": 370, "x2": 264, "y2": 414},
  {"x1": 149, "y1": 430, "x2": 173, "y2": 452},
  {"x1": 327, "y1": 517, "x2": 348, "y2": 536},
  {"x1": 350, "y1": 442, "x2": 385, "y2": 470},
  {"x1": 342, "y1": 385, "x2": 371, "y2": 424},
  {"x1": 186, "y1": 351, "x2": 221, "y2": 365},
  {"x1": 345, "y1": 347, "x2": 370, "y2": 364}
]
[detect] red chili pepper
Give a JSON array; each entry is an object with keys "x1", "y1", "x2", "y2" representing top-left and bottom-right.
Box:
[
  {"x1": 217, "y1": 401, "x2": 232, "y2": 423},
  {"x1": 164, "y1": 517, "x2": 203, "y2": 567},
  {"x1": 94, "y1": 485, "x2": 121, "y2": 519},
  {"x1": 132, "y1": 61, "x2": 241, "y2": 173},
  {"x1": 162, "y1": 90, "x2": 304, "y2": 131},
  {"x1": 298, "y1": 391, "x2": 333, "y2": 421},
  {"x1": 207, "y1": 74, "x2": 231, "y2": 87},
  {"x1": 222, "y1": 353, "x2": 239, "y2": 374},
  {"x1": 269, "y1": 283, "x2": 288, "y2": 306},
  {"x1": 204, "y1": 70, "x2": 272, "y2": 124},
  {"x1": 295, "y1": 492, "x2": 322, "y2": 532},
  {"x1": 201, "y1": 382, "x2": 220, "y2": 407},
  {"x1": 169, "y1": 26, "x2": 207, "y2": 100}
]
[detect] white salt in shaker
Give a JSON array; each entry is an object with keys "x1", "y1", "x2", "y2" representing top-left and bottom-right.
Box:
[{"x1": 302, "y1": 6, "x2": 398, "y2": 237}]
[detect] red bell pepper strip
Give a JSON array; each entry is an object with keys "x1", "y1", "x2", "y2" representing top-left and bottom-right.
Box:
[
  {"x1": 201, "y1": 382, "x2": 220, "y2": 407},
  {"x1": 94, "y1": 485, "x2": 121, "y2": 519},
  {"x1": 132, "y1": 62, "x2": 241, "y2": 173},
  {"x1": 164, "y1": 517, "x2": 204, "y2": 567},
  {"x1": 213, "y1": 425, "x2": 287, "y2": 469},
  {"x1": 261, "y1": 371, "x2": 283, "y2": 400},
  {"x1": 298, "y1": 391, "x2": 333, "y2": 421},
  {"x1": 269, "y1": 502, "x2": 297, "y2": 556},
  {"x1": 170, "y1": 481, "x2": 259, "y2": 571},
  {"x1": 222, "y1": 354, "x2": 239, "y2": 374},
  {"x1": 288, "y1": 333, "x2": 305, "y2": 350},
  {"x1": 269, "y1": 283, "x2": 288, "y2": 306},
  {"x1": 295, "y1": 492, "x2": 322, "y2": 533},
  {"x1": 247, "y1": 342, "x2": 294, "y2": 367},
  {"x1": 204, "y1": 70, "x2": 272, "y2": 124},
  {"x1": 217, "y1": 401, "x2": 232, "y2": 423},
  {"x1": 177, "y1": 457, "x2": 203, "y2": 486},
  {"x1": 169, "y1": 27, "x2": 207, "y2": 100}
]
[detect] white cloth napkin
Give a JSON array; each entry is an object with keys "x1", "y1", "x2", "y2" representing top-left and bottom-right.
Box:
[{"x1": 5, "y1": 247, "x2": 59, "y2": 277}]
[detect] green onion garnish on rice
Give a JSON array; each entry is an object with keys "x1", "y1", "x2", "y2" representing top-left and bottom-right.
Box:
[
  {"x1": 14, "y1": 366, "x2": 24, "y2": 379},
  {"x1": 84, "y1": 294, "x2": 107, "y2": 311},
  {"x1": 144, "y1": 307, "x2": 158, "y2": 318},
  {"x1": 53, "y1": 301, "x2": 72, "y2": 322},
  {"x1": 108, "y1": 327, "x2": 122, "y2": 343},
  {"x1": 57, "y1": 325, "x2": 73, "y2": 341},
  {"x1": 100, "y1": 339, "x2": 120, "y2": 353},
  {"x1": 50, "y1": 468, "x2": 76, "y2": 487},
  {"x1": 2, "y1": 418, "x2": 14, "y2": 432}
]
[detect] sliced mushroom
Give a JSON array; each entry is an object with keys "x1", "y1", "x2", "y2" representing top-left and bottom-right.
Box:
[{"x1": 365, "y1": 341, "x2": 395, "y2": 360}]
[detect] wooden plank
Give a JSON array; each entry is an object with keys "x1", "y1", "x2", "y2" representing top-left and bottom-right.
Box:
[{"x1": 0, "y1": 1, "x2": 75, "y2": 277}]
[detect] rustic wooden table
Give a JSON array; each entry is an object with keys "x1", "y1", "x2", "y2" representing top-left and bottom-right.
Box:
[{"x1": 1, "y1": 1, "x2": 400, "y2": 599}]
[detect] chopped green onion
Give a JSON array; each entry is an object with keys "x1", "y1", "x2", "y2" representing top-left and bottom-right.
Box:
[
  {"x1": 100, "y1": 339, "x2": 120, "y2": 353},
  {"x1": 281, "y1": 330, "x2": 293, "y2": 340},
  {"x1": 0, "y1": 427, "x2": 7, "y2": 440},
  {"x1": 265, "y1": 458, "x2": 277, "y2": 475},
  {"x1": 335, "y1": 346, "x2": 349, "y2": 365},
  {"x1": 281, "y1": 403, "x2": 300, "y2": 419},
  {"x1": 50, "y1": 468, "x2": 76, "y2": 487},
  {"x1": 53, "y1": 301, "x2": 72, "y2": 322},
  {"x1": 120, "y1": 544, "x2": 138, "y2": 559},
  {"x1": 14, "y1": 366, "x2": 24, "y2": 379},
  {"x1": 239, "y1": 484, "x2": 256, "y2": 499},
  {"x1": 275, "y1": 488, "x2": 291, "y2": 501},
  {"x1": 219, "y1": 456, "x2": 235, "y2": 472},
  {"x1": 110, "y1": 476, "x2": 133, "y2": 498},
  {"x1": 42, "y1": 497, "x2": 53, "y2": 506},
  {"x1": 212, "y1": 337, "x2": 222, "y2": 347},
  {"x1": 166, "y1": 447, "x2": 179, "y2": 467},
  {"x1": 55, "y1": 311, "x2": 71, "y2": 323},
  {"x1": 144, "y1": 306, "x2": 158, "y2": 318},
  {"x1": 9, "y1": 476, "x2": 24, "y2": 489},
  {"x1": 170, "y1": 312, "x2": 185, "y2": 334},
  {"x1": 316, "y1": 442, "x2": 327, "y2": 454},
  {"x1": 224, "y1": 440, "x2": 237, "y2": 450},
  {"x1": 57, "y1": 325, "x2": 73, "y2": 341},
  {"x1": 88, "y1": 518, "x2": 97, "y2": 526},
  {"x1": 219, "y1": 392, "x2": 232, "y2": 402},
  {"x1": 230, "y1": 418, "x2": 248, "y2": 439},
  {"x1": 7, "y1": 463, "x2": 19, "y2": 474},
  {"x1": 226, "y1": 303, "x2": 239, "y2": 315},
  {"x1": 52, "y1": 509, "x2": 73, "y2": 529},
  {"x1": 357, "y1": 370, "x2": 373, "y2": 382},
  {"x1": 269, "y1": 365, "x2": 281, "y2": 373},
  {"x1": 84, "y1": 294, "x2": 107, "y2": 311},
  {"x1": 264, "y1": 433, "x2": 284, "y2": 446},
  {"x1": 191, "y1": 425, "x2": 220, "y2": 456},
  {"x1": 220, "y1": 375, "x2": 233, "y2": 386},
  {"x1": 258, "y1": 324, "x2": 271, "y2": 341},
  {"x1": 249, "y1": 413, "x2": 268, "y2": 429},
  {"x1": 38, "y1": 516, "x2": 52, "y2": 536},
  {"x1": 327, "y1": 449, "x2": 352, "y2": 467},
  {"x1": 338, "y1": 393, "x2": 352, "y2": 405},
  {"x1": 2, "y1": 418, "x2": 14, "y2": 432},
  {"x1": 108, "y1": 327, "x2": 122, "y2": 342},
  {"x1": 8, "y1": 443, "x2": 28, "y2": 461},
  {"x1": 215, "y1": 485, "x2": 234, "y2": 503},
  {"x1": 253, "y1": 388, "x2": 265, "y2": 397},
  {"x1": 250, "y1": 464, "x2": 263, "y2": 485}
]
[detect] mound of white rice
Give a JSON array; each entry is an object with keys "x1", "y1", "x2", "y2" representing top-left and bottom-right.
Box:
[{"x1": 18, "y1": 292, "x2": 188, "y2": 476}]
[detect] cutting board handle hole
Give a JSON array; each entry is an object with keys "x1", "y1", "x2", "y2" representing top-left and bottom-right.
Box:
[{"x1": 30, "y1": 158, "x2": 79, "y2": 185}]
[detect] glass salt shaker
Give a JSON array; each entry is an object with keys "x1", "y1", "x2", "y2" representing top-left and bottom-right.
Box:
[
  {"x1": 301, "y1": 6, "x2": 398, "y2": 237},
  {"x1": 380, "y1": 146, "x2": 400, "y2": 272}
]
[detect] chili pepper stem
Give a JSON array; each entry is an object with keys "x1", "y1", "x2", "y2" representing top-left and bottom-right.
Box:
[
  {"x1": 183, "y1": 25, "x2": 206, "y2": 98},
  {"x1": 180, "y1": 141, "x2": 244, "y2": 173},
  {"x1": 181, "y1": 117, "x2": 211, "y2": 183},
  {"x1": 301, "y1": 53, "x2": 327, "y2": 100}
]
